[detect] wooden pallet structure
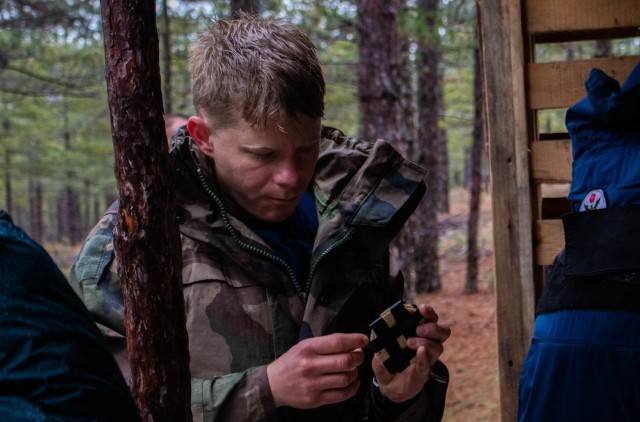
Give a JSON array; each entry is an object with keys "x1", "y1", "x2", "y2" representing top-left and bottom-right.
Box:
[{"x1": 478, "y1": 0, "x2": 640, "y2": 420}]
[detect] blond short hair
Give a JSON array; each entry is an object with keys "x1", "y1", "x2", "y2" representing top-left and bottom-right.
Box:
[{"x1": 189, "y1": 14, "x2": 325, "y2": 129}]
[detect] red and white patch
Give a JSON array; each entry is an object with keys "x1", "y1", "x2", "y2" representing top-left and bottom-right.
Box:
[{"x1": 579, "y1": 189, "x2": 607, "y2": 211}]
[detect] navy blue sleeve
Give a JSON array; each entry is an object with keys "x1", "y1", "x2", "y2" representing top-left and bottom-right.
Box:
[{"x1": 0, "y1": 211, "x2": 139, "y2": 421}]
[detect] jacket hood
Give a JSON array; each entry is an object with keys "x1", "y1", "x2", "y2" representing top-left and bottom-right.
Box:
[
  {"x1": 566, "y1": 62, "x2": 640, "y2": 211},
  {"x1": 169, "y1": 126, "x2": 427, "y2": 253}
]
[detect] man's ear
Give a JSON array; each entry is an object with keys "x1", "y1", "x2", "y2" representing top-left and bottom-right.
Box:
[{"x1": 187, "y1": 116, "x2": 215, "y2": 157}]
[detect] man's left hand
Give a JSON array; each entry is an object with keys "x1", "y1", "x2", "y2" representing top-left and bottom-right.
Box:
[{"x1": 371, "y1": 304, "x2": 451, "y2": 403}]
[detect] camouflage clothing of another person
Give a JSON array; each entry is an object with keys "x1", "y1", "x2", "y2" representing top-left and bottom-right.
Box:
[{"x1": 69, "y1": 14, "x2": 450, "y2": 422}]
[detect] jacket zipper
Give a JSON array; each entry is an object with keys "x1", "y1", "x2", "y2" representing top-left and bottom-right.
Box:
[
  {"x1": 194, "y1": 160, "x2": 310, "y2": 303},
  {"x1": 193, "y1": 153, "x2": 357, "y2": 304},
  {"x1": 306, "y1": 227, "x2": 355, "y2": 301}
]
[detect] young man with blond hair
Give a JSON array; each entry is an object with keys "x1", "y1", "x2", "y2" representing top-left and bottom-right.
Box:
[{"x1": 71, "y1": 14, "x2": 450, "y2": 421}]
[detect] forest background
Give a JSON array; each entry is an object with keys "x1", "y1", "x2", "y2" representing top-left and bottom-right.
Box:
[
  {"x1": 3, "y1": 0, "x2": 635, "y2": 290},
  {"x1": 2, "y1": 1, "x2": 639, "y2": 420}
]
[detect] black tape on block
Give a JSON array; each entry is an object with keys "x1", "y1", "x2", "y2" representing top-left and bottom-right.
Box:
[{"x1": 368, "y1": 300, "x2": 424, "y2": 374}]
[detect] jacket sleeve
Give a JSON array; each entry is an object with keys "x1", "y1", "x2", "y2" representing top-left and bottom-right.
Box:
[
  {"x1": 71, "y1": 211, "x2": 282, "y2": 421},
  {"x1": 0, "y1": 211, "x2": 140, "y2": 421},
  {"x1": 68, "y1": 203, "x2": 126, "y2": 336},
  {"x1": 368, "y1": 362, "x2": 448, "y2": 422},
  {"x1": 191, "y1": 366, "x2": 279, "y2": 422},
  {"x1": 67, "y1": 204, "x2": 131, "y2": 382}
]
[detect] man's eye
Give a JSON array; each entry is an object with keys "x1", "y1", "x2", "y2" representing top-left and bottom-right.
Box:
[{"x1": 251, "y1": 151, "x2": 274, "y2": 159}]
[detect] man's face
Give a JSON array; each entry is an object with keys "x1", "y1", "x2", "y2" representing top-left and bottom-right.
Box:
[{"x1": 207, "y1": 115, "x2": 321, "y2": 223}]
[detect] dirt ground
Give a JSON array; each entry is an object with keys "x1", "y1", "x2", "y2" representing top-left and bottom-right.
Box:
[{"x1": 419, "y1": 187, "x2": 500, "y2": 421}]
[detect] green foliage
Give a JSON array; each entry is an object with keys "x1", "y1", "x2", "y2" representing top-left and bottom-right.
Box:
[
  {"x1": 321, "y1": 40, "x2": 359, "y2": 135},
  {"x1": 3, "y1": 0, "x2": 635, "y2": 240},
  {"x1": 0, "y1": 0, "x2": 478, "y2": 235},
  {"x1": 0, "y1": 1, "x2": 220, "y2": 230}
]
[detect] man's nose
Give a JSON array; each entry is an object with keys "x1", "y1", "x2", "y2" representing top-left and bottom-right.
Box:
[{"x1": 273, "y1": 160, "x2": 301, "y2": 187}]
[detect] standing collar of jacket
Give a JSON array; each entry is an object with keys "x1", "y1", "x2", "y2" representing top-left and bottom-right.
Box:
[{"x1": 169, "y1": 125, "x2": 427, "y2": 247}]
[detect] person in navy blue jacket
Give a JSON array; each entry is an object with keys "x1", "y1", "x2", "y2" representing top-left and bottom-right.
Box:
[
  {"x1": 518, "y1": 62, "x2": 640, "y2": 421},
  {"x1": 0, "y1": 210, "x2": 140, "y2": 421}
]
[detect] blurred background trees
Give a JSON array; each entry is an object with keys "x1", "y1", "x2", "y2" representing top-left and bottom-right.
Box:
[{"x1": 1, "y1": 0, "x2": 637, "y2": 293}]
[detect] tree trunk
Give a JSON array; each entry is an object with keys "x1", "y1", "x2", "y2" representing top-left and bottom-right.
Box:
[
  {"x1": 437, "y1": 119, "x2": 449, "y2": 212},
  {"x1": 57, "y1": 187, "x2": 84, "y2": 244},
  {"x1": 69, "y1": 186, "x2": 83, "y2": 244},
  {"x1": 100, "y1": 0, "x2": 191, "y2": 420},
  {"x1": 94, "y1": 195, "x2": 102, "y2": 229},
  {"x1": 160, "y1": 0, "x2": 172, "y2": 114},
  {"x1": 358, "y1": 0, "x2": 420, "y2": 298},
  {"x1": 29, "y1": 178, "x2": 43, "y2": 244},
  {"x1": 4, "y1": 141, "x2": 13, "y2": 215},
  {"x1": 231, "y1": 0, "x2": 260, "y2": 17},
  {"x1": 465, "y1": 43, "x2": 484, "y2": 295},
  {"x1": 357, "y1": 0, "x2": 403, "y2": 146},
  {"x1": 595, "y1": 39, "x2": 612, "y2": 58},
  {"x1": 395, "y1": 21, "x2": 419, "y2": 300},
  {"x1": 415, "y1": 0, "x2": 442, "y2": 293}
]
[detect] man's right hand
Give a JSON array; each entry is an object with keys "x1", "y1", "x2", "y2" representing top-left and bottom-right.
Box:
[{"x1": 267, "y1": 332, "x2": 369, "y2": 409}]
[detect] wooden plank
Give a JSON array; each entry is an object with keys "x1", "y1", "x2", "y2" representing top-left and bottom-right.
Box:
[
  {"x1": 540, "y1": 183, "x2": 570, "y2": 198},
  {"x1": 526, "y1": 0, "x2": 640, "y2": 34},
  {"x1": 530, "y1": 140, "x2": 572, "y2": 182},
  {"x1": 534, "y1": 219, "x2": 564, "y2": 265},
  {"x1": 479, "y1": 0, "x2": 535, "y2": 420},
  {"x1": 528, "y1": 56, "x2": 640, "y2": 110}
]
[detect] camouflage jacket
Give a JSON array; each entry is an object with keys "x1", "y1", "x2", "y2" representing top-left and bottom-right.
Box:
[{"x1": 70, "y1": 126, "x2": 449, "y2": 422}]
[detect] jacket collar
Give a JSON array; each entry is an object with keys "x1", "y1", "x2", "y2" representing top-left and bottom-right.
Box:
[{"x1": 170, "y1": 126, "x2": 426, "y2": 249}]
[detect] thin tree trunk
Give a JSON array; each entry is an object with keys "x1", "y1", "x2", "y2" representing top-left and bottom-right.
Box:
[
  {"x1": 357, "y1": 0, "x2": 403, "y2": 146},
  {"x1": 231, "y1": 0, "x2": 260, "y2": 16},
  {"x1": 415, "y1": 0, "x2": 441, "y2": 293},
  {"x1": 94, "y1": 195, "x2": 102, "y2": 229},
  {"x1": 437, "y1": 86, "x2": 449, "y2": 213},
  {"x1": 83, "y1": 179, "x2": 91, "y2": 236},
  {"x1": 29, "y1": 178, "x2": 43, "y2": 244},
  {"x1": 595, "y1": 39, "x2": 612, "y2": 58},
  {"x1": 465, "y1": 43, "x2": 484, "y2": 295},
  {"x1": 68, "y1": 186, "x2": 83, "y2": 244},
  {"x1": 161, "y1": 0, "x2": 172, "y2": 114},
  {"x1": 100, "y1": 0, "x2": 191, "y2": 420},
  {"x1": 57, "y1": 188, "x2": 70, "y2": 243},
  {"x1": 358, "y1": 0, "x2": 419, "y2": 298},
  {"x1": 3, "y1": 143, "x2": 11, "y2": 217},
  {"x1": 396, "y1": 19, "x2": 419, "y2": 301}
]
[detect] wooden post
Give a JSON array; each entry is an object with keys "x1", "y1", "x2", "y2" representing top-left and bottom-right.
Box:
[
  {"x1": 477, "y1": 0, "x2": 536, "y2": 420},
  {"x1": 100, "y1": 0, "x2": 191, "y2": 420}
]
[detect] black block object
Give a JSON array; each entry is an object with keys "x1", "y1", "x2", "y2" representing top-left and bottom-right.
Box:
[{"x1": 368, "y1": 300, "x2": 424, "y2": 374}]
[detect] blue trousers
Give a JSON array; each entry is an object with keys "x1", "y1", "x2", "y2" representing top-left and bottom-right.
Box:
[{"x1": 518, "y1": 310, "x2": 640, "y2": 422}]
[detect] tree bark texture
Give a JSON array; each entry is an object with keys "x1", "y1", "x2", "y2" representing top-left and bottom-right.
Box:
[
  {"x1": 160, "y1": 0, "x2": 172, "y2": 114},
  {"x1": 100, "y1": 1, "x2": 191, "y2": 420},
  {"x1": 437, "y1": 95, "x2": 449, "y2": 213},
  {"x1": 415, "y1": 0, "x2": 442, "y2": 292},
  {"x1": 29, "y1": 178, "x2": 43, "y2": 244},
  {"x1": 595, "y1": 39, "x2": 612, "y2": 58},
  {"x1": 357, "y1": 0, "x2": 403, "y2": 146},
  {"x1": 3, "y1": 140, "x2": 12, "y2": 217},
  {"x1": 56, "y1": 186, "x2": 81, "y2": 244},
  {"x1": 394, "y1": 26, "x2": 419, "y2": 299},
  {"x1": 231, "y1": 0, "x2": 261, "y2": 17},
  {"x1": 465, "y1": 44, "x2": 484, "y2": 294},
  {"x1": 358, "y1": 0, "x2": 422, "y2": 298}
]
